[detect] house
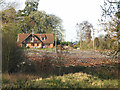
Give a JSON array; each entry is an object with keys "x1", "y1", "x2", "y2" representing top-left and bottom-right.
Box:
[{"x1": 17, "y1": 33, "x2": 54, "y2": 48}]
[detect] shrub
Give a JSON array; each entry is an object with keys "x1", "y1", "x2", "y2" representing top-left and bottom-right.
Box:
[
  {"x1": 2, "y1": 24, "x2": 23, "y2": 73},
  {"x1": 33, "y1": 55, "x2": 54, "y2": 74}
]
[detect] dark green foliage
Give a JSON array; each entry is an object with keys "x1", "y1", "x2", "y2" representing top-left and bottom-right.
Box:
[
  {"x1": 16, "y1": 0, "x2": 41, "y2": 33},
  {"x1": 2, "y1": 7, "x2": 16, "y2": 24},
  {"x1": 73, "y1": 45, "x2": 78, "y2": 49},
  {"x1": 2, "y1": 8, "x2": 23, "y2": 73},
  {"x1": 16, "y1": 11, "x2": 64, "y2": 41},
  {"x1": 17, "y1": 0, "x2": 39, "y2": 16},
  {"x1": 60, "y1": 41, "x2": 70, "y2": 45},
  {"x1": 2, "y1": 24, "x2": 23, "y2": 73},
  {"x1": 16, "y1": 0, "x2": 64, "y2": 40},
  {"x1": 2, "y1": 27, "x2": 23, "y2": 73}
]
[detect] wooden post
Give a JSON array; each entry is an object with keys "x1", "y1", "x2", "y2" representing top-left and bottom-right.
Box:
[
  {"x1": 55, "y1": 29, "x2": 57, "y2": 53},
  {"x1": 93, "y1": 29, "x2": 95, "y2": 49}
]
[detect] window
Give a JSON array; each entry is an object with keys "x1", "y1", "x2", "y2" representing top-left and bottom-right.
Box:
[
  {"x1": 41, "y1": 37, "x2": 44, "y2": 40},
  {"x1": 31, "y1": 43, "x2": 34, "y2": 46},
  {"x1": 37, "y1": 44, "x2": 39, "y2": 46}
]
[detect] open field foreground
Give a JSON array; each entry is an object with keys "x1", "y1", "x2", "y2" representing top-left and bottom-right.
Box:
[{"x1": 2, "y1": 49, "x2": 119, "y2": 88}]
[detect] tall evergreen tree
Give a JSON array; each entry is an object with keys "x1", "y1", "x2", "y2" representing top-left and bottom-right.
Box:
[
  {"x1": 17, "y1": 0, "x2": 39, "y2": 16},
  {"x1": 16, "y1": 0, "x2": 39, "y2": 33}
]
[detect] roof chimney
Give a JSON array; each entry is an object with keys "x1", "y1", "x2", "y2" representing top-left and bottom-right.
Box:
[{"x1": 32, "y1": 29, "x2": 34, "y2": 35}]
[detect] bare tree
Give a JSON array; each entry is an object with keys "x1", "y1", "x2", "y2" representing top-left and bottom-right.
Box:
[
  {"x1": 76, "y1": 23, "x2": 84, "y2": 49},
  {"x1": 101, "y1": 0, "x2": 120, "y2": 19},
  {"x1": 76, "y1": 21, "x2": 93, "y2": 49},
  {"x1": 100, "y1": 0, "x2": 120, "y2": 57}
]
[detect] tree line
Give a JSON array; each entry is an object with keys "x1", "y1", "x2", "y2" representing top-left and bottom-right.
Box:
[{"x1": 75, "y1": 0, "x2": 119, "y2": 52}]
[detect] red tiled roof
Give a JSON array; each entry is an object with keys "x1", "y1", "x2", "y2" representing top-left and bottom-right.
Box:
[
  {"x1": 18, "y1": 33, "x2": 30, "y2": 43},
  {"x1": 18, "y1": 33, "x2": 54, "y2": 44}
]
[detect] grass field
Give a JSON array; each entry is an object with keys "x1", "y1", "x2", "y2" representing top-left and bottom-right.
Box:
[
  {"x1": 2, "y1": 71, "x2": 118, "y2": 88},
  {"x1": 2, "y1": 49, "x2": 119, "y2": 88}
]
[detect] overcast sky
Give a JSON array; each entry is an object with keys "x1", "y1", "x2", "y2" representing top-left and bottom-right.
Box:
[
  {"x1": 3, "y1": 0, "x2": 105, "y2": 42},
  {"x1": 39, "y1": 0, "x2": 105, "y2": 42}
]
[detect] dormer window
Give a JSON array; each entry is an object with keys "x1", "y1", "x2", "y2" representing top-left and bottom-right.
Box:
[
  {"x1": 41, "y1": 37, "x2": 44, "y2": 40},
  {"x1": 41, "y1": 37, "x2": 45, "y2": 40},
  {"x1": 30, "y1": 37, "x2": 34, "y2": 42}
]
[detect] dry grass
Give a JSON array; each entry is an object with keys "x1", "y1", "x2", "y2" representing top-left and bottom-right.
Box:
[
  {"x1": 2, "y1": 64, "x2": 119, "y2": 88},
  {"x1": 2, "y1": 73, "x2": 40, "y2": 83},
  {"x1": 2, "y1": 49, "x2": 119, "y2": 88},
  {"x1": 0, "y1": 73, "x2": 2, "y2": 88}
]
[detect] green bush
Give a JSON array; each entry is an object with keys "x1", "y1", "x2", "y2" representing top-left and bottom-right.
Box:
[
  {"x1": 2, "y1": 24, "x2": 23, "y2": 73},
  {"x1": 73, "y1": 45, "x2": 78, "y2": 49}
]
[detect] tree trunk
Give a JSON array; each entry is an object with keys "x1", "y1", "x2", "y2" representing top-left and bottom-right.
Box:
[{"x1": 55, "y1": 29, "x2": 57, "y2": 53}]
